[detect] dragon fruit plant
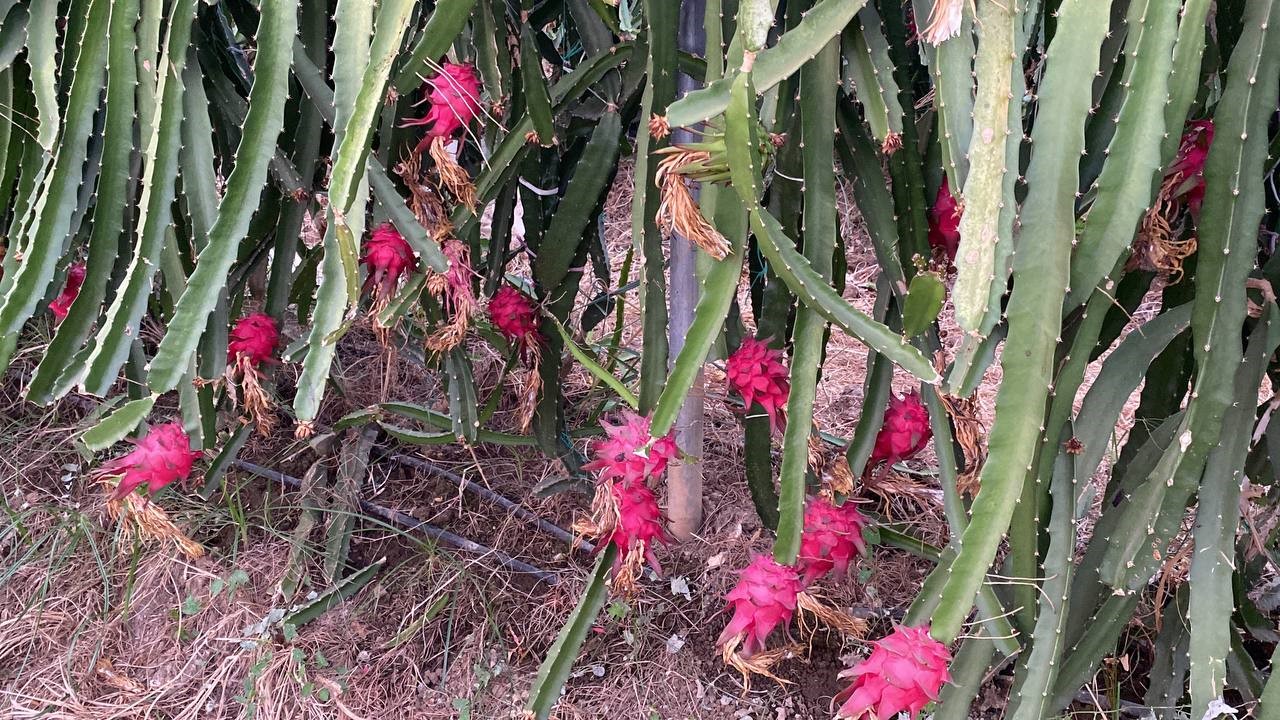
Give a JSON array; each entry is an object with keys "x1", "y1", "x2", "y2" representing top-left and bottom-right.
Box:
[
  {"x1": 0, "y1": 1, "x2": 1273, "y2": 718},
  {"x1": 361, "y1": 223, "x2": 418, "y2": 309},
  {"x1": 716, "y1": 554, "x2": 804, "y2": 659},
  {"x1": 489, "y1": 284, "x2": 543, "y2": 431},
  {"x1": 927, "y1": 176, "x2": 961, "y2": 263},
  {"x1": 796, "y1": 497, "x2": 868, "y2": 587},
  {"x1": 401, "y1": 62, "x2": 483, "y2": 151}
]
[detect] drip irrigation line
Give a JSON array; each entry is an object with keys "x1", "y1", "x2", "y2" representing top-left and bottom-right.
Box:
[
  {"x1": 377, "y1": 448, "x2": 594, "y2": 554},
  {"x1": 231, "y1": 460, "x2": 561, "y2": 586}
]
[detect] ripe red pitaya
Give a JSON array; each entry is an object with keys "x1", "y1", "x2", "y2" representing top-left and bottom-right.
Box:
[
  {"x1": 582, "y1": 410, "x2": 679, "y2": 486},
  {"x1": 602, "y1": 479, "x2": 669, "y2": 576},
  {"x1": 362, "y1": 223, "x2": 417, "y2": 298},
  {"x1": 716, "y1": 554, "x2": 804, "y2": 657},
  {"x1": 402, "y1": 63, "x2": 482, "y2": 151},
  {"x1": 869, "y1": 391, "x2": 932, "y2": 468},
  {"x1": 725, "y1": 337, "x2": 790, "y2": 433},
  {"x1": 227, "y1": 313, "x2": 279, "y2": 366},
  {"x1": 927, "y1": 175, "x2": 961, "y2": 261},
  {"x1": 489, "y1": 284, "x2": 540, "y2": 358},
  {"x1": 49, "y1": 262, "x2": 86, "y2": 321},
  {"x1": 835, "y1": 624, "x2": 952, "y2": 720},
  {"x1": 94, "y1": 422, "x2": 202, "y2": 500},
  {"x1": 796, "y1": 497, "x2": 868, "y2": 586},
  {"x1": 1166, "y1": 119, "x2": 1214, "y2": 217}
]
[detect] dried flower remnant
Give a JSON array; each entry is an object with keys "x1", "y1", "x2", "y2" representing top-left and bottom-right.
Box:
[{"x1": 424, "y1": 239, "x2": 479, "y2": 352}]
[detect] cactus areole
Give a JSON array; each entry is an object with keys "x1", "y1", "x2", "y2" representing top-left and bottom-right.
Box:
[
  {"x1": 835, "y1": 624, "x2": 952, "y2": 719},
  {"x1": 94, "y1": 422, "x2": 201, "y2": 500}
]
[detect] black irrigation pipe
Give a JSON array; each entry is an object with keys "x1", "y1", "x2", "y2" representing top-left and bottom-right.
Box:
[
  {"x1": 231, "y1": 460, "x2": 561, "y2": 586},
  {"x1": 377, "y1": 449, "x2": 594, "y2": 555}
]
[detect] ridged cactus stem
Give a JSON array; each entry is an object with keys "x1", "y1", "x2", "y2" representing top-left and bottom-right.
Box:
[
  {"x1": 633, "y1": 0, "x2": 676, "y2": 412},
  {"x1": 1188, "y1": 308, "x2": 1279, "y2": 718},
  {"x1": 79, "y1": 0, "x2": 195, "y2": 396},
  {"x1": 771, "y1": 37, "x2": 840, "y2": 565},
  {"x1": 843, "y1": 6, "x2": 903, "y2": 151},
  {"x1": 1065, "y1": 0, "x2": 1180, "y2": 309},
  {"x1": 1097, "y1": 0, "x2": 1280, "y2": 591},
  {"x1": 24, "y1": 0, "x2": 140, "y2": 404},
  {"x1": 950, "y1": 0, "x2": 1014, "y2": 335},
  {"x1": 0, "y1": 0, "x2": 109, "y2": 336},
  {"x1": 147, "y1": 0, "x2": 297, "y2": 393},
  {"x1": 928, "y1": 0, "x2": 1113, "y2": 645},
  {"x1": 1005, "y1": 452, "x2": 1077, "y2": 719}
]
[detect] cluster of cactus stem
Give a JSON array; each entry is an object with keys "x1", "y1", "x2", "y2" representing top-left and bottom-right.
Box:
[{"x1": 3, "y1": 0, "x2": 1280, "y2": 717}]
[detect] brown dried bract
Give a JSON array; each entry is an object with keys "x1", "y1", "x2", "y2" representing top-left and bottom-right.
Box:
[
  {"x1": 102, "y1": 480, "x2": 205, "y2": 559},
  {"x1": 226, "y1": 355, "x2": 276, "y2": 437},
  {"x1": 655, "y1": 151, "x2": 731, "y2": 260},
  {"x1": 796, "y1": 591, "x2": 868, "y2": 640},
  {"x1": 515, "y1": 347, "x2": 543, "y2": 434},
  {"x1": 720, "y1": 633, "x2": 799, "y2": 690},
  {"x1": 941, "y1": 392, "x2": 987, "y2": 498},
  {"x1": 424, "y1": 239, "x2": 480, "y2": 352},
  {"x1": 428, "y1": 136, "x2": 478, "y2": 213},
  {"x1": 648, "y1": 114, "x2": 671, "y2": 141},
  {"x1": 880, "y1": 132, "x2": 904, "y2": 156},
  {"x1": 1132, "y1": 172, "x2": 1199, "y2": 282}
]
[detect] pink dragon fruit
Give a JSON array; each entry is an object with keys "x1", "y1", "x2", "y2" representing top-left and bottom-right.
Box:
[
  {"x1": 402, "y1": 63, "x2": 483, "y2": 151},
  {"x1": 601, "y1": 479, "x2": 669, "y2": 576},
  {"x1": 796, "y1": 497, "x2": 868, "y2": 586},
  {"x1": 582, "y1": 411, "x2": 678, "y2": 486},
  {"x1": 49, "y1": 262, "x2": 86, "y2": 321},
  {"x1": 489, "y1": 284, "x2": 540, "y2": 358},
  {"x1": 869, "y1": 391, "x2": 932, "y2": 468},
  {"x1": 835, "y1": 624, "x2": 952, "y2": 719},
  {"x1": 725, "y1": 337, "x2": 790, "y2": 433},
  {"x1": 927, "y1": 175, "x2": 961, "y2": 261},
  {"x1": 1166, "y1": 119, "x2": 1214, "y2": 217},
  {"x1": 716, "y1": 554, "x2": 805, "y2": 657},
  {"x1": 94, "y1": 422, "x2": 202, "y2": 500},
  {"x1": 226, "y1": 313, "x2": 279, "y2": 366},
  {"x1": 361, "y1": 223, "x2": 417, "y2": 299}
]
